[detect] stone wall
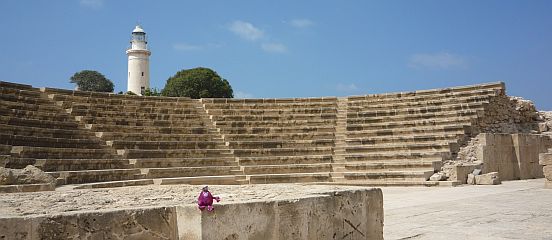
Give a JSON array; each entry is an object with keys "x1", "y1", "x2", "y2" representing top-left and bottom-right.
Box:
[
  {"x1": 452, "y1": 134, "x2": 552, "y2": 181},
  {"x1": 539, "y1": 149, "x2": 552, "y2": 188},
  {"x1": 0, "y1": 188, "x2": 383, "y2": 240},
  {"x1": 476, "y1": 95, "x2": 539, "y2": 134}
]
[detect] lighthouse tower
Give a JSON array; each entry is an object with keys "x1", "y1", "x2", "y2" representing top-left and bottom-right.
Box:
[{"x1": 126, "y1": 25, "x2": 151, "y2": 95}]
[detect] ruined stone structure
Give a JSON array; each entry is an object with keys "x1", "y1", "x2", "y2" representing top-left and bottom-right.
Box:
[{"x1": 1, "y1": 80, "x2": 551, "y2": 191}]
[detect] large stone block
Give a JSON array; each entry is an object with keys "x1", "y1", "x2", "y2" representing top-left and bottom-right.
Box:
[
  {"x1": 475, "y1": 172, "x2": 501, "y2": 185},
  {"x1": 0, "y1": 188, "x2": 384, "y2": 240}
]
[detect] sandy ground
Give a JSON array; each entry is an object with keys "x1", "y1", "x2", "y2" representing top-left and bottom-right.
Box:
[{"x1": 0, "y1": 184, "x2": 366, "y2": 218}]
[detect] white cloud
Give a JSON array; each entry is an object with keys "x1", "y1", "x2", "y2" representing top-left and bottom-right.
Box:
[
  {"x1": 173, "y1": 43, "x2": 223, "y2": 51},
  {"x1": 408, "y1": 52, "x2": 467, "y2": 70},
  {"x1": 261, "y1": 43, "x2": 287, "y2": 53},
  {"x1": 173, "y1": 43, "x2": 203, "y2": 51},
  {"x1": 290, "y1": 19, "x2": 314, "y2": 28},
  {"x1": 228, "y1": 21, "x2": 264, "y2": 41},
  {"x1": 235, "y1": 91, "x2": 254, "y2": 98},
  {"x1": 80, "y1": 0, "x2": 103, "y2": 9},
  {"x1": 336, "y1": 83, "x2": 359, "y2": 92}
]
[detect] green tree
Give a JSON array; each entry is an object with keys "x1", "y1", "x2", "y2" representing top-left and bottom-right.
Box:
[
  {"x1": 162, "y1": 67, "x2": 233, "y2": 98},
  {"x1": 144, "y1": 88, "x2": 161, "y2": 96},
  {"x1": 70, "y1": 70, "x2": 114, "y2": 92}
]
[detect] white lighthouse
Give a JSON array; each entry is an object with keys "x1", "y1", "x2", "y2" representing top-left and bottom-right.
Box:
[{"x1": 126, "y1": 25, "x2": 151, "y2": 95}]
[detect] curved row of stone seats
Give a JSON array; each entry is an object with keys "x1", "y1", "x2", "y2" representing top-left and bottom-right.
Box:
[
  {"x1": 335, "y1": 82, "x2": 505, "y2": 185},
  {"x1": 202, "y1": 97, "x2": 338, "y2": 184},
  {"x1": 0, "y1": 82, "x2": 139, "y2": 185},
  {"x1": 42, "y1": 87, "x2": 245, "y2": 186}
]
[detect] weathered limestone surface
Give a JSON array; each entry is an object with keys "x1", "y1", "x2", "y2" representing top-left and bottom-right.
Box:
[
  {"x1": 476, "y1": 133, "x2": 552, "y2": 180},
  {"x1": 0, "y1": 188, "x2": 383, "y2": 240},
  {"x1": 179, "y1": 189, "x2": 383, "y2": 240},
  {"x1": 539, "y1": 148, "x2": 552, "y2": 188}
]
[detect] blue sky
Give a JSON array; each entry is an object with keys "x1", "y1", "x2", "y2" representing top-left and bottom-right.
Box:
[{"x1": 1, "y1": 1, "x2": 551, "y2": 109}]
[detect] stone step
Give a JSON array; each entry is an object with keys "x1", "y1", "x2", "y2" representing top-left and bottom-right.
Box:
[
  {"x1": 0, "y1": 99, "x2": 61, "y2": 113},
  {"x1": 222, "y1": 132, "x2": 335, "y2": 141},
  {"x1": 347, "y1": 94, "x2": 492, "y2": 110},
  {"x1": 343, "y1": 170, "x2": 434, "y2": 181},
  {"x1": 144, "y1": 166, "x2": 241, "y2": 178},
  {"x1": 11, "y1": 146, "x2": 116, "y2": 159},
  {"x1": 214, "y1": 119, "x2": 337, "y2": 128},
  {"x1": 96, "y1": 132, "x2": 222, "y2": 142},
  {"x1": 346, "y1": 110, "x2": 480, "y2": 128},
  {"x1": 62, "y1": 97, "x2": 198, "y2": 107},
  {"x1": 0, "y1": 85, "x2": 42, "y2": 98},
  {"x1": 77, "y1": 116, "x2": 207, "y2": 127},
  {"x1": 132, "y1": 157, "x2": 238, "y2": 168},
  {"x1": 88, "y1": 124, "x2": 214, "y2": 134},
  {"x1": 206, "y1": 107, "x2": 337, "y2": 115},
  {"x1": 211, "y1": 113, "x2": 337, "y2": 122},
  {"x1": 347, "y1": 102, "x2": 485, "y2": 118},
  {"x1": 347, "y1": 83, "x2": 503, "y2": 103},
  {"x1": 321, "y1": 180, "x2": 440, "y2": 187},
  {"x1": 228, "y1": 139, "x2": 334, "y2": 149},
  {"x1": 72, "y1": 179, "x2": 155, "y2": 189},
  {"x1": 70, "y1": 103, "x2": 201, "y2": 114},
  {"x1": 342, "y1": 160, "x2": 440, "y2": 171},
  {"x1": 2, "y1": 157, "x2": 36, "y2": 169},
  {"x1": 344, "y1": 152, "x2": 447, "y2": 162},
  {"x1": 203, "y1": 102, "x2": 337, "y2": 109},
  {"x1": 0, "y1": 116, "x2": 80, "y2": 130},
  {"x1": 0, "y1": 134, "x2": 104, "y2": 149},
  {"x1": 35, "y1": 158, "x2": 131, "y2": 171},
  {"x1": 71, "y1": 110, "x2": 203, "y2": 121},
  {"x1": 346, "y1": 124, "x2": 469, "y2": 138},
  {"x1": 158, "y1": 175, "x2": 246, "y2": 185},
  {"x1": 0, "y1": 124, "x2": 91, "y2": 139},
  {"x1": 0, "y1": 90, "x2": 52, "y2": 105},
  {"x1": 233, "y1": 147, "x2": 333, "y2": 157},
  {"x1": 0, "y1": 107, "x2": 73, "y2": 122},
  {"x1": 238, "y1": 155, "x2": 332, "y2": 166},
  {"x1": 345, "y1": 142, "x2": 457, "y2": 153},
  {"x1": 48, "y1": 168, "x2": 143, "y2": 184},
  {"x1": 219, "y1": 126, "x2": 335, "y2": 134},
  {"x1": 346, "y1": 116, "x2": 473, "y2": 128},
  {"x1": 203, "y1": 97, "x2": 337, "y2": 104},
  {"x1": 0, "y1": 144, "x2": 12, "y2": 155},
  {"x1": 346, "y1": 134, "x2": 464, "y2": 145},
  {"x1": 44, "y1": 89, "x2": 194, "y2": 103},
  {"x1": 248, "y1": 172, "x2": 332, "y2": 184},
  {"x1": 243, "y1": 163, "x2": 332, "y2": 174},
  {"x1": 119, "y1": 149, "x2": 233, "y2": 159},
  {"x1": 107, "y1": 140, "x2": 227, "y2": 150}
]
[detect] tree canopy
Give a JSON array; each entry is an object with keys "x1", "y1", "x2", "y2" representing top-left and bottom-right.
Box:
[
  {"x1": 70, "y1": 70, "x2": 114, "y2": 92},
  {"x1": 162, "y1": 67, "x2": 233, "y2": 98}
]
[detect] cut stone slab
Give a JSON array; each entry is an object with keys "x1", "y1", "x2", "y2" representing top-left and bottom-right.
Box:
[
  {"x1": 429, "y1": 172, "x2": 447, "y2": 181},
  {"x1": 475, "y1": 172, "x2": 501, "y2": 185}
]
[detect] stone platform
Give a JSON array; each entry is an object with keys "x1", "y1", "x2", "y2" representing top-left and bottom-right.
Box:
[{"x1": 0, "y1": 184, "x2": 383, "y2": 240}]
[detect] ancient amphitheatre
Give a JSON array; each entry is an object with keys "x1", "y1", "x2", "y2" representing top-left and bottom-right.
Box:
[{"x1": 1, "y1": 80, "x2": 552, "y2": 239}]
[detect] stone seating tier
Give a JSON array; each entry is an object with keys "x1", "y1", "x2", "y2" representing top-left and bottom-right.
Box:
[
  {"x1": 95, "y1": 132, "x2": 222, "y2": 142},
  {"x1": 346, "y1": 133, "x2": 465, "y2": 145},
  {"x1": 35, "y1": 158, "x2": 131, "y2": 171},
  {"x1": 202, "y1": 97, "x2": 338, "y2": 104},
  {"x1": 347, "y1": 82, "x2": 503, "y2": 101},
  {"x1": 205, "y1": 107, "x2": 337, "y2": 115},
  {"x1": 222, "y1": 132, "x2": 335, "y2": 141},
  {"x1": 237, "y1": 155, "x2": 332, "y2": 166},
  {"x1": 70, "y1": 110, "x2": 204, "y2": 121},
  {"x1": 0, "y1": 124, "x2": 96, "y2": 139},
  {"x1": 68, "y1": 104, "x2": 202, "y2": 115},
  {"x1": 0, "y1": 116, "x2": 80, "y2": 130},
  {"x1": 346, "y1": 124, "x2": 469, "y2": 138},
  {"x1": 233, "y1": 147, "x2": 333, "y2": 157},
  {"x1": 87, "y1": 125, "x2": 214, "y2": 134},
  {"x1": 76, "y1": 116, "x2": 208, "y2": 128},
  {"x1": 202, "y1": 102, "x2": 337, "y2": 109},
  {"x1": 346, "y1": 117, "x2": 474, "y2": 129},
  {"x1": 347, "y1": 102, "x2": 486, "y2": 118},
  {"x1": 118, "y1": 148, "x2": 233, "y2": 159},
  {"x1": 10, "y1": 146, "x2": 116, "y2": 159},
  {"x1": 0, "y1": 134, "x2": 105, "y2": 149},
  {"x1": 347, "y1": 94, "x2": 493, "y2": 111},
  {"x1": 210, "y1": 113, "x2": 337, "y2": 122},
  {"x1": 132, "y1": 157, "x2": 238, "y2": 168},
  {"x1": 106, "y1": 140, "x2": 227, "y2": 150},
  {"x1": 347, "y1": 89, "x2": 500, "y2": 107},
  {"x1": 214, "y1": 119, "x2": 336, "y2": 128},
  {"x1": 227, "y1": 139, "x2": 334, "y2": 149},
  {"x1": 218, "y1": 126, "x2": 336, "y2": 134}
]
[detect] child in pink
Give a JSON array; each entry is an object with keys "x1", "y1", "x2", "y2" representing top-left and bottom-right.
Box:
[{"x1": 197, "y1": 186, "x2": 220, "y2": 211}]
